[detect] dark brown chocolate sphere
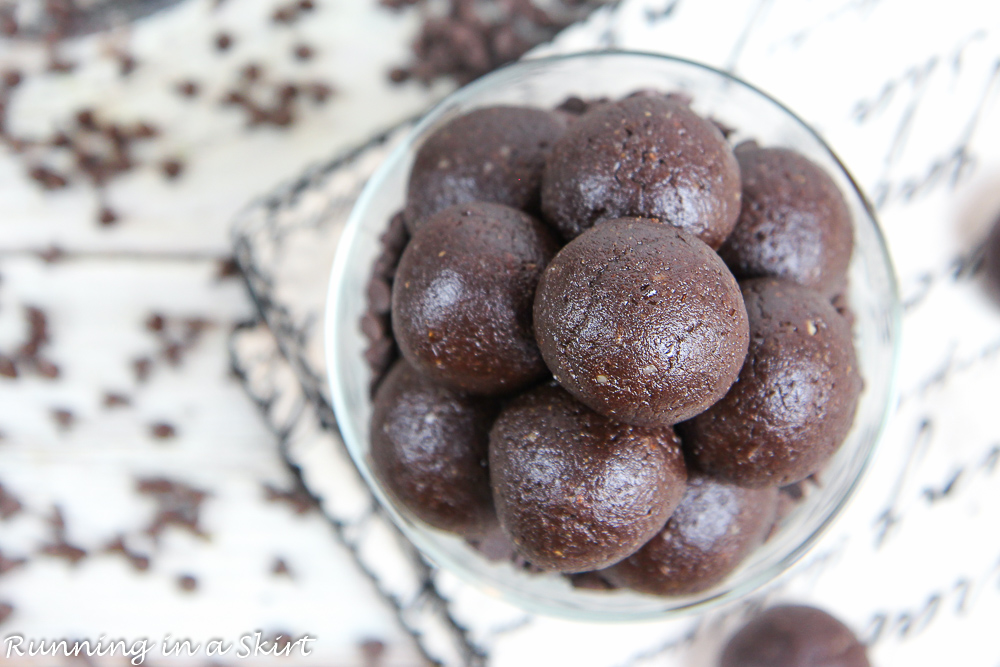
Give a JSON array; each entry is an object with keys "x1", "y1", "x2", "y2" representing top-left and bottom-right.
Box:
[
  {"x1": 718, "y1": 143, "x2": 853, "y2": 297},
  {"x1": 720, "y1": 605, "x2": 871, "y2": 667},
  {"x1": 682, "y1": 278, "x2": 862, "y2": 488},
  {"x1": 602, "y1": 475, "x2": 778, "y2": 596},
  {"x1": 404, "y1": 105, "x2": 567, "y2": 233},
  {"x1": 541, "y1": 95, "x2": 741, "y2": 248},
  {"x1": 533, "y1": 218, "x2": 749, "y2": 427},
  {"x1": 370, "y1": 360, "x2": 498, "y2": 538},
  {"x1": 489, "y1": 383, "x2": 688, "y2": 573},
  {"x1": 392, "y1": 202, "x2": 559, "y2": 396}
]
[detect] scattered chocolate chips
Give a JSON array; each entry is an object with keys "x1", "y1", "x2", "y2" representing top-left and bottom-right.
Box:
[
  {"x1": 177, "y1": 574, "x2": 198, "y2": 592},
  {"x1": 0, "y1": 549, "x2": 27, "y2": 576},
  {"x1": 272, "y1": 0, "x2": 317, "y2": 24},
  {"x1": 0, "y1": 483, "x2": 23, "y2": 520},
  {"x1": 137, "y1": 477, "x2": 210, "y2": 540},
  {"x1": 215, "y1": 32, "x2": 234, "y2": 51},
  {"x1": 39, "y1": 506, "x2": 88, "y2": 565},
  {"x1": 262, "y1": 481, "x2": 318, "y2": 515},
  {"x1": 386, "y1": 0, "x2": 605, "y2": 86},
  {"x1": 161, "y1": 159, "x2": 184, "y2": 180},
  {"x1": 103, "y1": 535, "x2": 150, "y2": 571},
  {"x1": 51, "y1": 408, "x2": 75, "y2": 431},
  {"x1": 271, "y1": 557, "x2": 292, "y2": 577},
  {"x1": 102, "y1": 392, "x2": 130, "y2": 408}
]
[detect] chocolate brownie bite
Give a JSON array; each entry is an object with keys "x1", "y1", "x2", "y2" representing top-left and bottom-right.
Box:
[
  {"x1": 534, "y1": 218, "x2": 749, "y2": 427},
  {"x1": 718, "y1": 143, "x2": 853, "y2": 296},
  {"x1": 489, "y1": 383, "x2": 688, "y2": 573},
  {"x1": 682, "y1": 278, "x2": 862, "y2": 488},
  {"x1": 720, "y1": 605, "x2": 870, "y2": 667},
  {"x1": 602, "y1": 475, "x2": 778, "y2": 596},
  {"x1": 370, "y1": 360, "x2": 498, "y2": 538},
  {"x1": 541, "y1": 95, "x2": 741, "y2": 248},
  {"x1": 404, "y1": 105, "x2": 567, "y2": 233},
  {"x1": 392, "y1": 202, "x2": 559, "y2": 395}
]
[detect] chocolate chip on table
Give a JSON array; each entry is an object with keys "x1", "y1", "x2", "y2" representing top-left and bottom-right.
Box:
[
  {"x1": 40, "y1": 506, "x2": 88, "y2": 565},
  {"x1": 262, "y1": 481, "x2": 318, "y2": 515},
  {"x1": 177, "y1": 80, "x2": 200, "y2": 97},
  {"x1": 103, "y1": 392, "x2": 131, "y2": 408},
  {"x1": 98, "y1": 206, "x2": 118, "y2": 226},
  {"x1": 133, "y1": 356, "x2": 152, "y2": 383},
  {"x1": 214, "y1": 32, "x2": 234, "y2": 51},
  {"x1": 117, "y1": 53, "x2": 138, "y2": 77},
  {"x1": 160, "y1": 159, "x2": 184, "y2": 180},
  {"x1": 150, "y1": 422, "x2": 177, "y2": 440},
  {"x1": 51, "y1": 408, "x2": 75, "y2": 431},
  {"x1": 0, "y1": 483, "x2": 23, "y2": 520},
  {"x1": 37, "y1": 245, "x2": 66, "y2": 263},
  {"x1": 3, "y1": 70, "x2": 21, "y2": 89},
  {"x1": 358, "y1": 638, "x2": 386, "y2": 667},
  {"x1": 146, "y1": 313, "x2": 166, "y2": 332},
  {"x1": 104, "y1": 535, "x2": 150, "y2": 571},
  {"x1": 137, "y1": 477, "x2": 210, "y2": 540},
  {"x1": 215, "y1": 257, "x2": 241, "y2": 280},
  {"x1": 29, "y1": 166, "x2": 69, "y2": 190},
  {"x1": 177, "y1": 574, "x2": 198, "y2": 592},
  {"x1": 0, "y1": 355, "x2": 16, "y2": 379},
  {"x1": 271, "y1": 557, "x2": 292, "y2": 577},
  {"x1": 0, "y1": 549, "x2": 27, "y2": 576},
  {"x1": 293, "y1": 44, "x2": 314, "y2": 61},
  {"x1": 241, "y1": 64, "x2": 262, "y2": 82}
]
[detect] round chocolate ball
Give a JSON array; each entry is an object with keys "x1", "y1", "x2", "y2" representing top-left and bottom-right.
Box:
[
  {"x1": 404, "y1": 105, "x2": 567, "y2": 233},
  {"x1": 533, "y1": 218, "x2": 749, "y2": 427},
  {"x1": 717, "y1": 142, "x2": 853, "y2": 296},
  {"x1": 682, "y1": 277, "x2": 862, "y2": 488},
  {"x1": 541, "y1": 95, "x2": 741, "y2": 248},
  {"x1": 602, "y1": 475, "x2": 778, "y2": 596},
  {"x1": 720, "y1": 605, "x2": 870, "y2": 667},
  {"x1": 370, "y1": 360, "x2": 498, "y2": 538},
  {"x1": 392, "y1": 202, "x2": 559, "y2": 396},
  {"x1": 489, "y1": 383, "x2": 688, "y2": 572}
]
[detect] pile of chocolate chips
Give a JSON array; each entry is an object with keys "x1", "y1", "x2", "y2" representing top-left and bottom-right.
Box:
[
  {"x1": 362, "y1": 91, "x2": 862, "y2": 596},
  {"x1": 382, "y1": 0, "x2": 608, "y2": 86}
]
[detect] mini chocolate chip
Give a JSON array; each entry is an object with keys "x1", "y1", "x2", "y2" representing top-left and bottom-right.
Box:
[
  {"x1": 0, "y1": 355, "x2": 16, "y2": 379},
  {"x1": 30, "y1": 166, "x2": 69, "y2": 190},
  {"x1": 3, "y1": 70, "x2": 21, "y2": 88},
  {"x1": 215, "y1": 32, "x2": 233, "y2": 51},
  {"x1": 76, "y1": 109, "x2": 98, "y2": 130},
  {"x1": 133, "y1": 357, "x2": 152, "y2": 383},
  {"x1": 98, "y1": 206, "x2": 118, "y2": 226},
  {"x1": 38, "y1": 245, "x2": 65, "y2": 263},
  {"x1": 271, "y1": 557, "x2": 292, "y2": 577},
  {"x1": 308, "y1": 82, "x2": 333, "y2": 103},
  {"x1": 118, "y1": 54, "x2": 137, "y2": 77},
  {"x1": 51, "y1": 408, "x2": 74, "y2": 430},
  {"x1": 177, "y1": 574, "x2": 198, "y2": 591},
  {"x1": 0, "y1": 484, "x2": 23, "y2": 520},
  {"x1": 161, "y1": 159, "x2": 184, "y2": 180},
  {"x1": 177, "y1": 80, "x2": 200, "y2": 97},
  {"x1": 146, "y1": 313, "x2": 165, "y2": 332},
  {"x1": 34, "y1": 358, "x2": 60, "y2": 379},
  {"x1": 0, "y1": 602, "x2": 12, "y2": 624},
  {"x1": 103, "y1": 392, "x2": 130, "y2": 408},
  {"x1": 293, "y1": 44, "x2": 314, "y2": 61},
  {"x1": 388, "y1": 68, "x2": 410, "y2": 83},
  {"x1": 150, "y1": 422, "x2": 176, "y2": 440},
  {"x1": 216, "y1": 257, "x2": 241, "y2": 279},
  {"x1": 241, "y1": 63, "x2": 262, "y2": 82},
  {"x1": 262, "y1": 482, "x2": 317, "y2": 515}
]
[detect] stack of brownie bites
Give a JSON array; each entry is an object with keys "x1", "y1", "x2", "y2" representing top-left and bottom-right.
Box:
[{"x1": 362, "y1": 92, "x2": 861, "y2": 596}]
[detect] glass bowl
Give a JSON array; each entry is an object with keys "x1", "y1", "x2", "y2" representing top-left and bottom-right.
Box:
[{"x1": 326, "y1": 51, "x2": 900, "y2": 621}]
